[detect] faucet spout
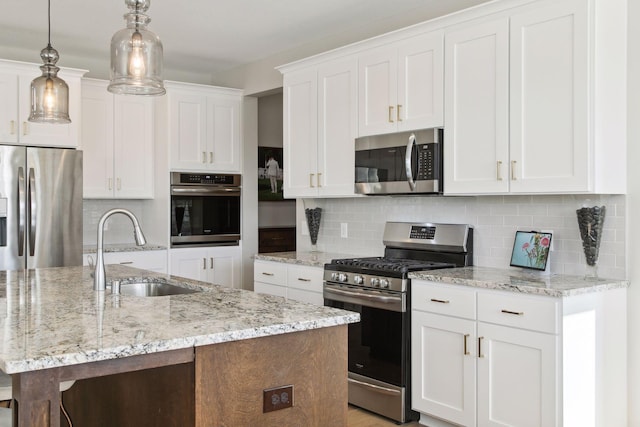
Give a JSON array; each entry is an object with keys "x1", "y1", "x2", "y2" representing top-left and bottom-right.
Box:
[{"x1": 94, "y1": 209, "x2": 147, "y2": 291}]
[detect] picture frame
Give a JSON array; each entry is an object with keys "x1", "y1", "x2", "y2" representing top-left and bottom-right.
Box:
[
  {"x1": 258, "y1": 147, "x2": 284, "y2": 201},
  {"x1": 510, "y1": 231, "x2": 553, "y2": 271}
]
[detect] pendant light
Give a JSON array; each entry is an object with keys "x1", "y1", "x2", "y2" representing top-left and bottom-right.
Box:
[
  {"x1": 108, "y1": 0, "x2": 165, "y2": 96},
  {"x1": 28, "y1": 0, "x2": 71, "y2": 124}
]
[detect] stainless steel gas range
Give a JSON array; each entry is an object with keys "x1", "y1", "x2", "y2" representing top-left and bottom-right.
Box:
[{"x1": 323, "y1": 222, "x2": 473, "y2": 423}]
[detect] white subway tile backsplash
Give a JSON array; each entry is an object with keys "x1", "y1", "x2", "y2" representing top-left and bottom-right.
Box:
[{"x1": 297, "y1": 194, "x2": 626, "y2": 279}]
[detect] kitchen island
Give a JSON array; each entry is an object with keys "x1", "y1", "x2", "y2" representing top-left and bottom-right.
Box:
[{"x1": 0, "y1": 265, "x2": 359, "y2": 426}]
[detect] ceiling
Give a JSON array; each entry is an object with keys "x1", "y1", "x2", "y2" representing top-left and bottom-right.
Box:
[{"x1": 0, "y1": 0, "x2": 490, "y2": 82}]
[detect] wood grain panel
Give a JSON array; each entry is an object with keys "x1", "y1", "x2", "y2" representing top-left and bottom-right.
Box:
[{"x1": 196, "y1": 325, "x2": 348, "y2": 427}]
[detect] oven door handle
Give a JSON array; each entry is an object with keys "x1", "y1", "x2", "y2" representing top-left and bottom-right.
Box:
[
  {"x1": 171, "y1": 187, "x2": 240, "y2": 196},
  {"x1": 405, "y1": 133, "x2": 417, "y2": 191},
  {"x1": 324, "y1": 285, "x2": 405, "y2": 312}
]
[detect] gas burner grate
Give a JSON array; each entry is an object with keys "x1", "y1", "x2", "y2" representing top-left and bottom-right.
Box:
[{"x1": 332, "y1": 257, "x2": 452, "y2": 274}]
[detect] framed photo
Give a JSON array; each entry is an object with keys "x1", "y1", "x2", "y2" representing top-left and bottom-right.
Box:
[
  {"x1": 510, "y1": 231, "x2": 552, "y2": 271},
  {"x1": 258, "y1": 147, "x2": 284, "y2": 201}
]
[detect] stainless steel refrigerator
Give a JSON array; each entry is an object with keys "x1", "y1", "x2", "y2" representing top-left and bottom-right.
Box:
[{"x1": 0, "y1": 146, "x2": 82, "y2": 270}]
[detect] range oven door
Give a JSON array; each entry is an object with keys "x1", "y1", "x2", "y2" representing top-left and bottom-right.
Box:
[
  {"x1": 324, "y1": 282, "x2": 415, "y2": 423},
  {"x1": 170, "y1": 186, "x2": 241, "y2": 246}
]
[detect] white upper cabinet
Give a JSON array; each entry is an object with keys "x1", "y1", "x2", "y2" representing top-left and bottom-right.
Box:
[
  {"x1": 81, "y1": 79, "x2": 154, "y2": 199},
  {"x1": 0, "y1": 60, "x2": 85, "y2": 148},
  {"x1": 444, "y1": 0, "x2": 626, "y2": 195},
  {"x1": 358, "y1": 31, "x2": 444, "y2": 137},
  {"x1": 282, "y1": 57, "x2": 357, "y2": 198},
  {"x1": 167, "y1": 82, "x2": 242, "y2": 173}
]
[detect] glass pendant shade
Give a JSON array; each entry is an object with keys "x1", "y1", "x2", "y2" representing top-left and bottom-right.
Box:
[
  {"x1": 29, "y1": 2, "x2": 71, "y2": 124},
  {"x1": 108, "y1": 0, "x2": 165, "y2": 96}
]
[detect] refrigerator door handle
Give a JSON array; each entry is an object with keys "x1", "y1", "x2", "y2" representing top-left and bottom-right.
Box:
[
  {"x1": 28, "y1": 168, "x2": 36, "y2": 257},
  {"x1": 17, "y1": 167, "x2": 25, "y2": 257}
]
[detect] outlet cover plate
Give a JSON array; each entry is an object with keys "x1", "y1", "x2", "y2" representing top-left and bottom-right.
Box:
[{"x1": 263, "y1": 385, "x2": 294, "y2": 413}]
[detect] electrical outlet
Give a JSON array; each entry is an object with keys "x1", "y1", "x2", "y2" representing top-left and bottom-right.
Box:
[
  {"x1": 340, "y1": 223, "x2": 348, "y2": 238},
  {"x1": 263, "y1": 385, "x2": 294, "y2": 413},
  {"x1": 301, "y1": 220, "x2": 309, "y2": 235}
]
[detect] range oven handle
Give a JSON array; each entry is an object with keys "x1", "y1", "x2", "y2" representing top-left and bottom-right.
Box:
[
  {"x1": 405, "y1": 133, "x2": 417, "y2": 191},
  {"x1": 171, "y1": 186, "x2": 240, "y2": 196},
  {"x1": 323, "y1": 284, "x2": 405, "y2": 313}
]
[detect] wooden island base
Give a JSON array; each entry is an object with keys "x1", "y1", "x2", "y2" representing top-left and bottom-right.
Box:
[{"x1": 57, "y1": 325, "x2": 347, "y2": 427}]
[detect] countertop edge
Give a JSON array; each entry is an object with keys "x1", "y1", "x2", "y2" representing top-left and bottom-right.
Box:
[{"x1": 254, "y1": 251, "x2": 365, "y2": 268}]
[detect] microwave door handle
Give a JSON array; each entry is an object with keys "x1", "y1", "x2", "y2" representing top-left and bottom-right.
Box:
[{"x1": 405, "y1": 133, "x2": 417, "y2": 191}]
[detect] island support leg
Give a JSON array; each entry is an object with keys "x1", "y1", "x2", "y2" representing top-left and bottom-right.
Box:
[{"x1": 12, "y1": 369, "x2": 61, "y2": 427}]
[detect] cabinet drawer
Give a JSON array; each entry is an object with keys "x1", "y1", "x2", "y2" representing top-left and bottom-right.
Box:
[
  {"x1": 288, "y1": 288, "x2": 323, "y2": 306},
  {"x1": 477, "y1": 292, "x2": 559, "y2": 334},
  {"x1": 254, "y1": 261, "x2": 287, "y2": 285},
  {"x1": 412, "y1": 281, "x2": 476, "y2": 320},
  {"x1": 287, "y1": 265, "x2": 323, "y2": 292}
]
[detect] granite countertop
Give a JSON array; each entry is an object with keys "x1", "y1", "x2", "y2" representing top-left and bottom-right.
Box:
[
  {"x1": 0, "y1": 265, "x2": 359, "y2": 374},
  {"x1": 408, "y1": 266, "x2": 629, "y2": 297},
  {"x1": 83, "y1": 244, "x2": 167, "y2": 254},
  {"x1": 254, "y1": 251, "x2": 365, "y2": 268}
]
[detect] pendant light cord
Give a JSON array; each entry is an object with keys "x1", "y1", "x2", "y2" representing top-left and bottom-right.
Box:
[{"x1": 47, "y1": 0, "x2": 51, "y2": 48}]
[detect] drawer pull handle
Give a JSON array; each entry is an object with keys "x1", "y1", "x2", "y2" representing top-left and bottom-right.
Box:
[
  {"x1": 478, "y1": 336, "x2": 484, "y2": 358},
  {"x1": 501, "y1": 309, "x2": 524, "y2": 316},
  {"x1": 119, "y1": 261, "x2": 133, "y2": 265},
  {"x1": 262, "y1": 272, "x2": 274, "y2": 276},
  {"x1": 297, "y1": 278, "x2": 311, "y2": 282},
  {"x1": 497, "y1": 160, "x2": 503, "y2": 181},
  {"x1": 388, "y1": 106, "x2": 395, "y2": 123},
  {"x1": 463, "y1": 334, "x2": 470, "y2": 355},
  {"x1": 430, "y1": 298, "x2": 450, "y2": 304},
  {"x1": 511, "y1": 160, "x2": 517, "y2": 180}
]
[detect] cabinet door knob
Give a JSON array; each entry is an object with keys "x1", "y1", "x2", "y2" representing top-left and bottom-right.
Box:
[
  {"x1": 388, "y1": 106, "x2": 395, "y2": 123},
  {"x1": 9, "y1": 120, "x2": 15, "y2": 135},
  {"x1": 511, "y1": 160, "x2": 517, "y2": 180},
  {"x1": 397, "y1": 104, "x2": 402, "y2": 122},
  {"x1": 497, "y1": 161, "x2": 503, "y2": 181}
]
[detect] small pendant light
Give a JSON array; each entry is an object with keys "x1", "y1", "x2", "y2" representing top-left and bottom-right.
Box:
[
  {"x1": 108, "y1": 0, "x2": 165, "y2": 96},
  {"x1": 28, "y1": 0, "x2": 71, "y2": 124}
]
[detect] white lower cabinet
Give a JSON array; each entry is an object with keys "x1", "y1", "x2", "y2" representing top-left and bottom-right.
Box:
[
  {"x1": 412, "y1": 280, "x2": 626, "y2": 427},
  {"x1": 83, "y1": 250, "x2": 168, "y2": 274},
  {"x1": 253, "y1": 260, "x2": 323, "y2": 305},
  {"x1": 169, "y1": 246, "x2": 241, "y2": 289}
]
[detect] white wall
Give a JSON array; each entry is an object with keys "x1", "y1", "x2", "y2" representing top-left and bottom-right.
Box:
[
  {"x1": 297, "y1": 194, "x2": 626, "y2": 279},
  {"x1": 627, "y1": 0, "x2": 639, "y2": 423}
]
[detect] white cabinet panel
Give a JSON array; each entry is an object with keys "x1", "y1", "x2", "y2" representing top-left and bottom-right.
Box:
[
  {"x1": 0, "y1": 73, "x2": 18, "y2": 143},
  {"x1": 358, "y1": 47, "x2": 397, "y2": 136},
  {"x1": 83, "y1": 250, "x2": 168, "y2": 274},
  {"x1": 170, "y1": 246, "x2": 241, "y2": 288},
  {"x1": 253, "y1": 260, "x2": 323, "y2": 306}
]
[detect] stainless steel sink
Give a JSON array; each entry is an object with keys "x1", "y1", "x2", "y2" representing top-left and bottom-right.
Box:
[{"x1": 111, "y1": 280, "x2": 201, "y2": 297}]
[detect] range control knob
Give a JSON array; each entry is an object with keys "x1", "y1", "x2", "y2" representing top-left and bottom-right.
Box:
[
  {"x1": 338, "y1": 273, "x2": 348, "y2": 282},
  {"x1": 331, "y1": 272, "x2": 339, "y2": 281},
  {"x1": 353, "y1": 275, "x2": 364, "y2": 285},
  {"x1": 379, "y1": 278, "x2": 390, "y2": 289},
  {"x1": 370, "y1": 278, "x2": 380, "y2": 287}
]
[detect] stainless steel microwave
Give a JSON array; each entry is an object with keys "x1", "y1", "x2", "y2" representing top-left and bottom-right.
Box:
[{"x1": 354, "y1": 128, "x2": 443, "y2": 195}]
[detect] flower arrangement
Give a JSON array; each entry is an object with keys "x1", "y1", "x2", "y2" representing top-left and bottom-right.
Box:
[{"x1": 510, "y1": 231, "x2": 552, "y2": 271}]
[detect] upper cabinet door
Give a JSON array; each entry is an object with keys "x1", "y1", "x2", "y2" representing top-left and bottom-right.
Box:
[
  {"x1": 207, "y1": 95, "x2": 241, "y2": 172},
  {"x1": 509, "y1": 0, "x2": 588, "y2": 193},
  {"x1": 358, "y1": 46, "x2": 397, "y2": 137},
  {"x1": 169, "y1": 90, "x2": 208, "y2": 171},
  {"x1": 282, "y1": 68, "x2": 318, "y2": 198},
  {"x1": 81, "y1": 80, "x2": 115, "y2": 198},
  {"x1": 317, "y1": 57, "x2": 357, "y2": 197},
  {"x1": 444, "y1": 19, "x2": 510, "y2": 195},
  {"x1": 397, "y1": 31, "x2": 444, "y2": 131},
  {"x1": 114, "y1": 95, "x2": 154, "y2": 198},
  {"x1": 0, "y1": 73, "x2": 18, "y2": 143}
]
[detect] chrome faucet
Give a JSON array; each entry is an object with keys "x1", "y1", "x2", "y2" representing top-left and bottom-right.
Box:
[{"x1": 94, "y1": 208, "x2": 146, "y2": 291}]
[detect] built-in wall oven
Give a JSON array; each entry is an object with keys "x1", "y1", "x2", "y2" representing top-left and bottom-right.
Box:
[
  {"x1": 324, "y1": 222, "x2": 473, "y2": 423},
  {"x1": 170, "y1": 172, "x2": 241, "y2": 247}
]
